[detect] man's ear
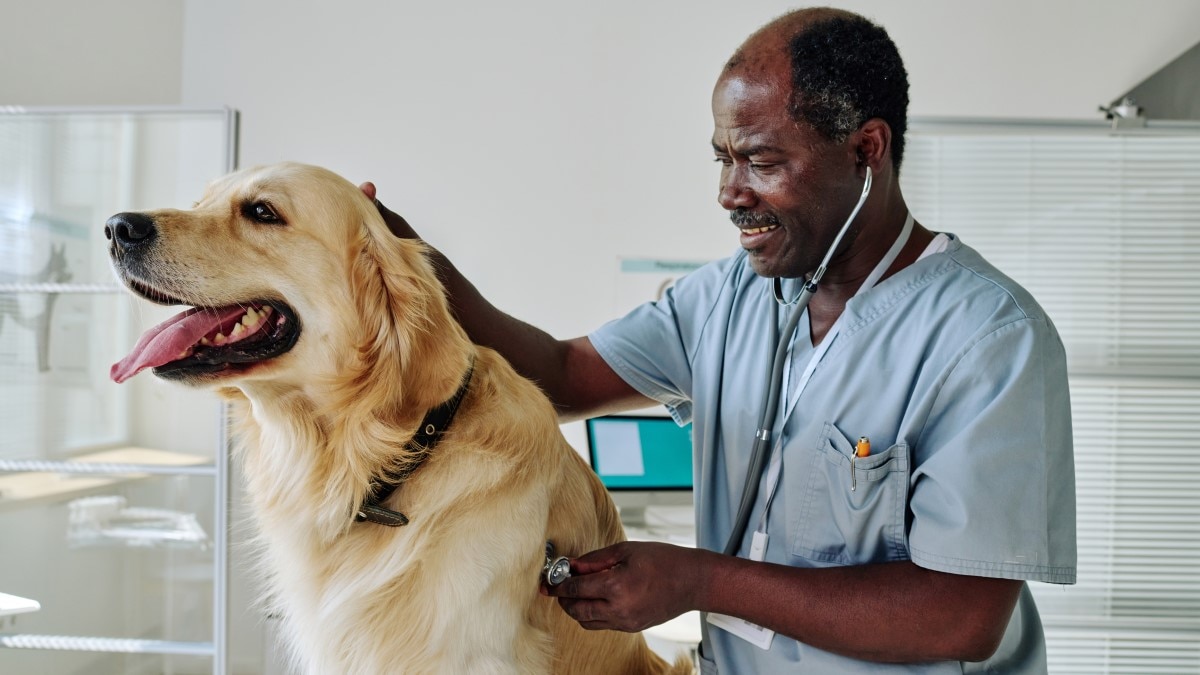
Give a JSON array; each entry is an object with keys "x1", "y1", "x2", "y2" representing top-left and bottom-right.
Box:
[{"x1": 856, "y1": 118, "x2": 892, "y2": 170}]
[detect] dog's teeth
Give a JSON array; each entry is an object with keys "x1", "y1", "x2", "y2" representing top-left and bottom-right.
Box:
[
  {"x1": 214, "y1": 333, "x2": 226, "y2": 345},
  {"x1": 238, "y1": 306, "x2": 270, "y2": 330},
  {"x1": 232, "y1": 323, "x2": 245, "y2": 337},
  {"x1": 199, "y1": 337, "x2": 210, "y2": 346}
]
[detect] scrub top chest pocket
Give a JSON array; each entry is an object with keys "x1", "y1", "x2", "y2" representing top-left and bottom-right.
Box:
[{"x1": 792, "y1": 422, "x2": 911, "y2": 565}]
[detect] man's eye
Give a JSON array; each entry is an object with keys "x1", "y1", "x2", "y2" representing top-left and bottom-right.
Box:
[
  {"x1": 713, "y1": 157, "x2": 733, "y2": 166},
  {"x1": 244, "y1": 201, "x2": 282, "y2": 224}
]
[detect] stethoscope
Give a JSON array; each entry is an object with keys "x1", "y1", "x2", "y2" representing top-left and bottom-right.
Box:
[
  {"x1": 544, "y1": 169, "x2": 877, "y2": 585},
  {"x1": 543, "y1": 167, "x2": 907, "y2": 585},
  {"x1": 721, "y1": 166, "x2": 913, "y2": 557}
]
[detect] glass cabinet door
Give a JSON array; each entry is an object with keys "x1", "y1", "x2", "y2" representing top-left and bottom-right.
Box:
[{"x1": 0, "y1": 107, "x2": 237, "y2": 675}]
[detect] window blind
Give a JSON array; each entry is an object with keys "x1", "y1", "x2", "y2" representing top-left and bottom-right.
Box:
[{"x1": 902, "y1": 120, "x2": 1200, "y2": 675}]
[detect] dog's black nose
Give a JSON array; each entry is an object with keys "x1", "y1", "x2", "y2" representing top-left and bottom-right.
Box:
[{"x1": 104, "y1": 212, "x2": 157, "y2": 250}]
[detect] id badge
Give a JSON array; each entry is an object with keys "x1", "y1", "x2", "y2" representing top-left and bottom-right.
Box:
[
  {"x1": 706, "y1": 531, "x2": 775, "y2": 650},
  {"x1": 707, "y1": 611, "x2": 776, "y2": 650}
]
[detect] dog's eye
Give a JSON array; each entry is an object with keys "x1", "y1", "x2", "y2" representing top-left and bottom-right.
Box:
[{"x1": 244, "y1": 201, "x2": 283, "y2": 224}]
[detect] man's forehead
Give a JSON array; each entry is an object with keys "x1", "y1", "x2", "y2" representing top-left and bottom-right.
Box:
[
  {"x1": 712, "y1": 72, "x2": 790, "y2": 129},
  {"x1": 716, "y1": 73, "x2": 786, "y2": 103}
]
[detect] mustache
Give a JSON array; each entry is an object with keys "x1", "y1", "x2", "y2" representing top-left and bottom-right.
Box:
[{"x1": 729, "y1": 209, "x2": 780, "y2": 227}]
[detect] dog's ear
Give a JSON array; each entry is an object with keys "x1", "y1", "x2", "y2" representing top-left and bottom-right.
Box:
[
  {"x1": 331, "y1": 196, "x2": 473, "y2": 419},
  {"x1": 310, "y1": 198, "x2": 475, "y2": 537}
]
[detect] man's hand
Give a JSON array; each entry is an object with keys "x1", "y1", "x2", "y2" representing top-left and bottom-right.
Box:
[
  {"x1": 358, "y1": 181, "x2": 417, "y2": 239},
  {"x1": 353, "y1": 185, "x2": 646, "y2": 420},
  {"x1": 541, "y1": 540, "x2": 711, "y2": 632},
  {"x1": 544, "y1": 539, "x2": 1023, "y2": 662}
]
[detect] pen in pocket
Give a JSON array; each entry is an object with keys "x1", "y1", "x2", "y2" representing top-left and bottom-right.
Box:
[{"x1": 851, "y1": 436, "x2": 869, "y2": 491}]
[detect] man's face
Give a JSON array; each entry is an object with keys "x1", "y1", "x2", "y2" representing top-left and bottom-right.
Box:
[{"x1": 711, "y1": 70, "x2": 860, "y2": 279}]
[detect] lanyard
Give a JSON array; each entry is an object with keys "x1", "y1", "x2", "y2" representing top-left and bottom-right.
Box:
[{"x1": 754, "y1": 212, "x2": 914, "y2": 536}]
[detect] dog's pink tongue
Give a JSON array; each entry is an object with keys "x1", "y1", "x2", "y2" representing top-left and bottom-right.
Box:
[{"x1": 110, "y1": 306, "x2": 246, "y2": 383}]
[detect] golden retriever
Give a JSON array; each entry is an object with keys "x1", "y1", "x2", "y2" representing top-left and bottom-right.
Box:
[{"x1": 105, "y1": 162, "x2": 692, "y2": 675}]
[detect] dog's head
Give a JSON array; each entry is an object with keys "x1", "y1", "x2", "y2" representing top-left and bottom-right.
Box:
[{"x1": 107, "y1": 162, "x2": 463, "y2": 403}]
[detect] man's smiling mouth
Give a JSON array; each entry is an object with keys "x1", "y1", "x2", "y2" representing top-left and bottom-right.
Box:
[
  {"x1": 730, "y1": 207, "x2": 781, "y2": 237},
  {"x1": 740, "y1": 224, "x2": 778, "y2": 235}
]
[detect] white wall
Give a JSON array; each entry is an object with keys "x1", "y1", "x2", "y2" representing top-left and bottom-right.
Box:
[
  {"x1": 0, "y1": 0, "x2": 184, "y2": 106},
  {"x1": 177, "y1": 0, "x2": 1200, "y2": 344},
  {"x1": 177, "y1": 0, "x2": 1200, "y2": 462}
]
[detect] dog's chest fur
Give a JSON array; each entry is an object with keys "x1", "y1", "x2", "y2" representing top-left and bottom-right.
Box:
[{"x1": 229, "y1": 379, "x2": 562, "y2": 674}]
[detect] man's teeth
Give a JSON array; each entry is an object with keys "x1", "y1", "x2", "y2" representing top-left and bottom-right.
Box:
[{"x1": 742, "y1": 225, "x2": 777, "y2": 235}]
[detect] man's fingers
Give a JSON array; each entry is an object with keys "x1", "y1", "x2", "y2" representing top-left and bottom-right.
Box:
[
  {"x1": 569, "y1": 558, "x2": 616, "y2": 576},
  {"x1": 371, "y1": 196, "x2": 414, "y2": 238},
  {"x1": 558, "y1": 598, "x2": 641, "y2": 633},
  {"x1": 356, "y1": 181, "x2": 416, "y2": 238},
  {"x1": 569, "y1": 544, "x2": 627, "y2": 575},
  {"x1": 557, "y1": 597, "x2": 609, "y2": 627},
  {"x1": 546, "y1": 567, "x2": 609, "y2": 600}
]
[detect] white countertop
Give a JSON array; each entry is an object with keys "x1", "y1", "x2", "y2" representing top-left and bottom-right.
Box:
[{"x1": 0, "y1": 592, "x2": 40, "y2": 618}]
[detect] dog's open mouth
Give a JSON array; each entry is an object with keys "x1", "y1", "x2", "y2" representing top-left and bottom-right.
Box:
[{"x1": 110, "y1": 280, "x2": 301, "y2": 383}]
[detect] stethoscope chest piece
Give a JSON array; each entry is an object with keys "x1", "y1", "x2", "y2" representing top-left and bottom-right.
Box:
[
  {"x1": 543, "y1": 541, "x2": 572, "y2": 587},
  {"x1": 545, "y1": 556, "x2": 572, "y2": 586}
]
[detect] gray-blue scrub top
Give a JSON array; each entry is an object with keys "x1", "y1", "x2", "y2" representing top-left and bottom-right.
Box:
[{"x1": 589, "y1": 235, "x2": 1077, "y2": 674}]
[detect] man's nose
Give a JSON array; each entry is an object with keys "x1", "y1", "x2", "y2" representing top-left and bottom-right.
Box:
[{"x1": 718, "y1": 167, "x2": 757, "y2": 211}]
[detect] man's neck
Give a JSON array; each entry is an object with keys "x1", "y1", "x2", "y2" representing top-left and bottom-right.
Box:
[{"x1": 805, "y1": 221, "x2": 934, "y2": 346}]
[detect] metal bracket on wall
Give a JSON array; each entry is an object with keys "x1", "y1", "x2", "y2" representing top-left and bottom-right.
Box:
[
  {"x1": 1101, "y1": 39, "x2": 1200, "y2": 128},
  {"x1": 1098, "y1": 97, "x2": 1147, "y2": 130}
]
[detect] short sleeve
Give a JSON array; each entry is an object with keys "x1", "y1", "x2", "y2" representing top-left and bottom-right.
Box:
[
  {"x1": 588, "y1": 255, "x2": 742, "y2": 426},
  {"x1": 908, "y1": 316, "x2": 1077, "y2": 584}
]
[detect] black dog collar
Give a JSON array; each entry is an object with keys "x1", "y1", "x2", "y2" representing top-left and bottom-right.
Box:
[{"x1": 355, "y1": 356, "x2": 475, "y2": 527}]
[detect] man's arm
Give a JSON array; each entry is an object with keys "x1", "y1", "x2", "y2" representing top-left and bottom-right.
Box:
[
  {"x1": 361, "y1": 183, "x2": 651, "y2": 421},
  {"x1": 544, "y1": 541, "x2": 1022, "y2": 664}
]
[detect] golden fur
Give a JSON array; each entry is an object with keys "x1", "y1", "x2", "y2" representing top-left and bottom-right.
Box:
[{"x1": 112, "y1": 162, "x2": 692, "y2": 674}]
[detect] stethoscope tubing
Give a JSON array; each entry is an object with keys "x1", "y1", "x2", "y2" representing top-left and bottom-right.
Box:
[
  {"x1": 722, "y1": 290, "x2": 810, "y2": 555},
  {"x1": 721, "y1": 167, "x2": 873, "y2": 557}
]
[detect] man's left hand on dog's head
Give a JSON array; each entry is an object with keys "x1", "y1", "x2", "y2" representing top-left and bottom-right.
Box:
[{"x1": 359, "y1": 181, "x2": 417, "y2": 239}]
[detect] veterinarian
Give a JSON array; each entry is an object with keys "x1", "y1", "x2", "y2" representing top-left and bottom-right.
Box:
[{"x1": 364, "y1": 7, "x2": 1076, "y2": 673}]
